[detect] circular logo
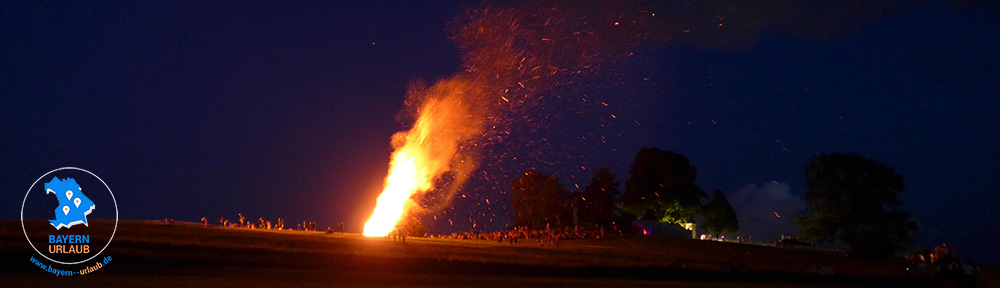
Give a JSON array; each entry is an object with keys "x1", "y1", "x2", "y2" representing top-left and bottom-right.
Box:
[{"x1": 21, "y1": 167, "x2": 118, "y2": 265}]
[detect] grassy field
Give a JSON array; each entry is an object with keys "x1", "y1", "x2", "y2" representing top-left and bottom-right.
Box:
[{"x1": 0, "y1": 220, "x2": 972, "y2": 287}]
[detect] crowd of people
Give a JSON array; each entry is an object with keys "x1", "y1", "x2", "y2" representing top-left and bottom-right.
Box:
[
  {"x1": 429, "y1": 225, "x2": 610, "y2": 246},
  {"x1": 905, "y1": 244, "x2": 982, "y2": 287},
  {"x1": 192, "y1": 213, "x2": 344, "y2": 234}
]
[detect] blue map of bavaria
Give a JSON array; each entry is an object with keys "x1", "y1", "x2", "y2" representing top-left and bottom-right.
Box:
[{"x1": 45, "y1": 177, "x2": 95, "y2": 230}]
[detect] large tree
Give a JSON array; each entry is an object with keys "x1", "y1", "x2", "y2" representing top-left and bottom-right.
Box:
[
  {"x1": 798, "y1": 153, "x2": 918, "y2": 257},
  {"x1": 621, "y1": 147, "x2": 706, "y2": 225},
  {"x1": 575, "y1": 167, "x2": 620, "y2": 228},
  {"x1": 510, "y1": 170, "x2": 567, "y2": 229},
  {"x1": 700, "y1": 189, "x2": 739, "y2": 237}
]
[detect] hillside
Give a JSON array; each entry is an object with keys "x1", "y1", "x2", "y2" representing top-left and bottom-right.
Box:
[{"x1": 1, "y1": 220, "x2": 946, "y2": 287}]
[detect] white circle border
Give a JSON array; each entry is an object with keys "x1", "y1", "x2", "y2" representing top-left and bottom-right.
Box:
[{"x1": 21, "y1": 167, "x2": 118, "y2": 266}]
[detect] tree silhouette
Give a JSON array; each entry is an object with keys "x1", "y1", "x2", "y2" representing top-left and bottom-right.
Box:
[
  {"x1": 798, "y1": 153, "x2": 918, "y2": 257},
  {"x1": 700, "y1": 189, "x2": 739, "y2": 237},
  {"x1": 510, "y1": 170, "x2": 567, "y2": 229},
  {"x1": 621, "y1": 147, "x2": 706, "y2": 225},
  {"x1": 575, "y1": 167, "x2": 620, "y2": 228}
]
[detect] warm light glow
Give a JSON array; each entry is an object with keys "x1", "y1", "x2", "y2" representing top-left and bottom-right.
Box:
[
  {"x1": 361, "y1": 4, "x2": 644, "y2": 237},
  {"x1": 362, "y1": 154, "x2": 420, "y2": 237},
  {"x1": 363, "y1": 82, "x2": 484, "y2": 237}
]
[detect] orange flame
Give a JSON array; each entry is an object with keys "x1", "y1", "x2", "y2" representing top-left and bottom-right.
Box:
[
  {"x1": 363, "y1": 80, "x2": 484, "y2": 237},
  {"x1": 362, "y1": 2, "x2": 652, "y2": 237}
]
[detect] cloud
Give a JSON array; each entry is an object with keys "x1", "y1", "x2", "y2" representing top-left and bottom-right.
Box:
[{"x1": 726, "y1": 182, "x2": 806, "y2": 243}]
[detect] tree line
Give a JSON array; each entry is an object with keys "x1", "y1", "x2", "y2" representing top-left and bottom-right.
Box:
[{"x1": 509, "y1": 147, "x2": 917, "y2": 257}]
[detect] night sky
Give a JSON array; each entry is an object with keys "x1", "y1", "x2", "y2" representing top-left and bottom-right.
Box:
[{"x1": 4, "y1": 1, "x2": 998, "y2": 263}]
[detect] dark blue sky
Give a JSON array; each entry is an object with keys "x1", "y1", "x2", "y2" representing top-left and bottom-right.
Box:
[{"x1": 4, "y1": 1, "x2": 998, "y2": 262}]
